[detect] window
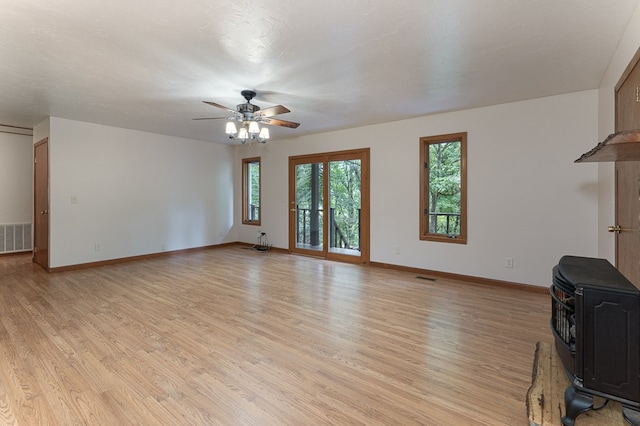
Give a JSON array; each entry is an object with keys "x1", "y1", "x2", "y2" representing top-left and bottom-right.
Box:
[
  {"x1": 242, "y1": 157, "x2": 261, "y2": 225},
  {"x1": 420, "y1": 132, "x2": 467, "y2": 244}
]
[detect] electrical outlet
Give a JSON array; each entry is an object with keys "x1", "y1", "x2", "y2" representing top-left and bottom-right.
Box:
[
  {"x1": 505, "y1": 257, "x2": 513, "y2": 268},
  {"x1": 95, "y1": 243, "x2": 101, "y2": 252},
  {"x1": 395, "y1": 246, "x2": 401, "y2": 254}
]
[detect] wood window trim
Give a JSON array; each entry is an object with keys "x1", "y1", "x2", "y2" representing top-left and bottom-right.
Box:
[
  {"x1": 242, "y1": 157, "x2": 261, "y2": 226},
  {"x1": 419, "y1": 132, "x2": 467, "y2": 244}
]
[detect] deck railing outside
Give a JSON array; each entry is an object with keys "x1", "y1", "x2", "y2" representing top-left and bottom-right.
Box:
[
  {"x1": 428, "y1": 212, "x2": 460, "y2": 235},
  {"x1": 296, "y1": 207, "x2": 360, "y2": 250}
]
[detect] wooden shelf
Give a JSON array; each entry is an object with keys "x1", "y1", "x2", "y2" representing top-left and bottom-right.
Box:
[{"x1": 575, "y1": 130, "x2": 640, "y2": 163}]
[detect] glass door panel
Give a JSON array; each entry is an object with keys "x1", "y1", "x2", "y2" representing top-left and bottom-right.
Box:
[
  {"x1": 289, "y1": 148, "x2": 369, "y2": 264},
  {"x1": 328, "y1": 159, "x2": 361, "y2": 258},
  {"x1": 294, "y1": 162, "x2": 324, "y2": 252}
]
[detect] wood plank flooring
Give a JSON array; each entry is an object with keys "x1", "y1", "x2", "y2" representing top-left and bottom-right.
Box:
[{"x1": 0, "y1": 247, "x2": 552, "y2": 425}]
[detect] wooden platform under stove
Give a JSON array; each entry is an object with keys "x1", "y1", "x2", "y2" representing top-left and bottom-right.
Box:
[{"x1": 527, "y1": 342, "x2": 626, "y2": 425}]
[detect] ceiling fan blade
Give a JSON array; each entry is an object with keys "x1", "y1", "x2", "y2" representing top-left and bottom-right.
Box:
[
  {"x1": 192, "y1": 117, "x2": 229, "y2": 120},
  {"x1": 262, "y1": 117, "x2": 300, "y2": 129},
  {"x1": 203, "y1": 101, "x2": 236, "y2": 114},
  {"x1": 259, "y1": 105, "x2": 290, "y2": 117}
]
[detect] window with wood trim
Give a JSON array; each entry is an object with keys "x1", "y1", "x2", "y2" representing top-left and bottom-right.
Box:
[
  {"x1": 420, "y1": 132, "x2": 467, "y2": 244},
  {"x1": 242, "y1": 157, "x2": 261, "y2": 225}
]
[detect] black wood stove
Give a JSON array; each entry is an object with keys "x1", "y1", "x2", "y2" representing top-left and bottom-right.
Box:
[{"x1": 551, "y1": 255, "x2": 640, "y2": 425}]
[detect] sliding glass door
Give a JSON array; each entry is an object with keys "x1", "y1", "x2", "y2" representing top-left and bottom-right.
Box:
[
  {"x1": 293, "y1": 161, "x2": 324, "y2": 252},
  {"x1": 289, "y1": 149, "x2": 369, "y2": 263},
  {"x1": 328, "y1": 158, "x2": 361, "y2": 256}
]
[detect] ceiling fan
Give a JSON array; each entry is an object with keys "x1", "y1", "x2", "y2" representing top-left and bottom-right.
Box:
[{"x1": 194, "y1": 90, "x2": 300, "y2": 143}]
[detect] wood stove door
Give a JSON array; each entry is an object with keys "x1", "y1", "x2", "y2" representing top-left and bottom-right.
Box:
[{"x1": 578, "y1": 288, "x2": 640, "y2": 402}]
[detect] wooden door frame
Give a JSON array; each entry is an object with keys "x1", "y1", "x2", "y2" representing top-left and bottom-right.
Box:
[
  {"x1": 33, "y1": 137, "x2": 50, "y2": 271},
  {"x1": 288, "y1": 148, "x2": 370, "y2": 264}
]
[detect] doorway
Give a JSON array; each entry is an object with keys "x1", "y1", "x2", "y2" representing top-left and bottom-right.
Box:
[
  {"x1": 288, "y1": 148, "x2": 369, "y2": 263},
  {"x1": 33, "y1": 138, "x2": 49, "y2": 270}
]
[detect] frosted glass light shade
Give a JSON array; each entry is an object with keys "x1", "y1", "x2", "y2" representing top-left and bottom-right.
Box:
[
  {"x1": 259, "y1": 127, "x2": 270, "y2": 140},
  {"x1": 225, "y1": 122, "x2": 237, "y2": 135},
  {"x1": 248, "y1": 121, "x2": 260, "y2": 134},
  {"x1": 237, "y1": 127, "x2": 248, "y2": 140}
]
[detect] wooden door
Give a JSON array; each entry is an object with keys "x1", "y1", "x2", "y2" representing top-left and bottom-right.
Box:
[
  {"x1": 616, "y1": 48, "x2": 640, "y2": 132},
  {"x1": 288, "y1": 148, "x2": 370, "y2": 264},
  {"x1": 33, "y1": 138, "x2": 49, "y2": 270},
  {"x1": 615, "y1": 162, "x2": 640, "y2": 284},
  {"x1": 615, "y1": 48, "x2": 640, "y2": 285}
]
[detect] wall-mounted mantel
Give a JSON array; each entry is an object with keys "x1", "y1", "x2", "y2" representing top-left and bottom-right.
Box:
[{"x1": 575, "y1": 130, "x2": 640, "y2": 163}]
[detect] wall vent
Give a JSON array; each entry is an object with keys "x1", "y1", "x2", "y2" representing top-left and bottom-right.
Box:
[{"x1": 0, "y1": 223, "x2": 32, "y2": 253}]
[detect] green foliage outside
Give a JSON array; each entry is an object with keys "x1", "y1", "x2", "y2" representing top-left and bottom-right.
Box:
[
  {"x1": 329, "y1": 160, "x2": 361, "y2": 249},
  {"x1": 295, "y1": 163, "x2": 324, "y2": 245},
  {"x1": 428, "y1": 141, "x2": 461, "y2": 235},
  {"x1": 248, "y1": 161, "x2": 260, "y2": 221},
  {"x1": 295, "y1": 163, "x2": 324, "y2": 210},
  {"x1": 295, "y1": 160, "x2": 361, "y2": 249}
]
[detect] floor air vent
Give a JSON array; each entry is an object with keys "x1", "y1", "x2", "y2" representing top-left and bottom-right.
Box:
[
  {"x1": 0, "y1": 223, "x2": 32, "y2": 253},
  {"x1": 416, "y1": 276, "x2": 437, "y2": 281}
]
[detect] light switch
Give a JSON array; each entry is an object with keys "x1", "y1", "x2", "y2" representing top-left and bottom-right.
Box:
[{"x1": 71, "y1": 195, "x2": 78, "y2": 204}]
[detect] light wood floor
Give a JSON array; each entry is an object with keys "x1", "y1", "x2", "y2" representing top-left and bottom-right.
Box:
[{"x1": 0, "y1": 247, "x2": 552, "y2": 425}]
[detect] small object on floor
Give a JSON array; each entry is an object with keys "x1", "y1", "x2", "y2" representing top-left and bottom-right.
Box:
[
  {"x1": 527, "y1": 341, "x2": 626, "y2": 426},
  {"x1": 253, "y1": 232, "x2": 271, "y2": 252}
]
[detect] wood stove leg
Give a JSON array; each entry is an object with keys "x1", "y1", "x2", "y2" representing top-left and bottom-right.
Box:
[
  {"x1": 561, "y1": 386, "x2": 593, "y2": 426},
  {"x1": 623, "y1": 407, "x2": 640, "y2": 426}
]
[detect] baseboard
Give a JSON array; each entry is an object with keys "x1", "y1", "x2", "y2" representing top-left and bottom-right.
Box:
[
  {"x1": 0, "y1": 250, "x2": 32, "y2": 258},
  {"x1": 47, "y1": 243, "x2": 547, "y2": 293},
  {"x1": 49, "y1": 243, "x2": 238, "y2": 273},
  {"x1": 234, "y1": 241, "x2": 289, "y2": 253},
  {"x1": 369, "y1": 261, "x2": 547, "y2": 293}
]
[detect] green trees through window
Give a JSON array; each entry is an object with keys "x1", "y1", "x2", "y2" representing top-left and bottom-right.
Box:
[
  {"x1": 329, "y1": 159, "x2": 361, "y2": 250},
  {"x1": 294, "y1": 159, "x2": 361, "y2": 251},
  {"x1": 242, "y1": 157, "x2": 260, "y2": 225},
  {"x1": 420, "y1": 132, "x2": 467, "y2": 244}
]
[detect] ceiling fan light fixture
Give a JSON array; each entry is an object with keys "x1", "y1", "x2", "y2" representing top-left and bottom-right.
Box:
[
  {"x1": 258, "y1": 127, "x2": 269, "y2": 143},
  {"x1": 199, "y1": 90, "x2": 300, "y2": 144},
  {"x1": 248, "y1": 121, "x2": 260, "y2": 135},
  {"x1": 237, "y1": 127, "x2": 248, "y2": 143},
  {"x1": 225, "y1": 121, "x2": 237, "y2": 136}
]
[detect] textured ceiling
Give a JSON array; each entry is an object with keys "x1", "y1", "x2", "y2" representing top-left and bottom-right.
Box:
[{"x1": 1, "y1": 0, "x2": 638, "y2": 143}]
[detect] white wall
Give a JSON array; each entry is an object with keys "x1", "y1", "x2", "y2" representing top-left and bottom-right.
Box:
[
  {"x1": 0, "y1": 132, "x2": 32, "y2": 224},
  {"x1": 236, "y1": 91, "x2": 599, "y2": 287},
  {"x1": 47, "y1": 117, "x2": 236, "y2": 268},
  {"x1": 33, "y1": 117, "x2": 50, "y2": 145},
  {"x1": 597, "y1": 4, "x2": 640, "y2": 262}
]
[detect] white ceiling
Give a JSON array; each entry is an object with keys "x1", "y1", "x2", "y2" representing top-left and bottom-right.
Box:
[{"x1": 1, "y1": 0, "x2": 638, "y2": 144}]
